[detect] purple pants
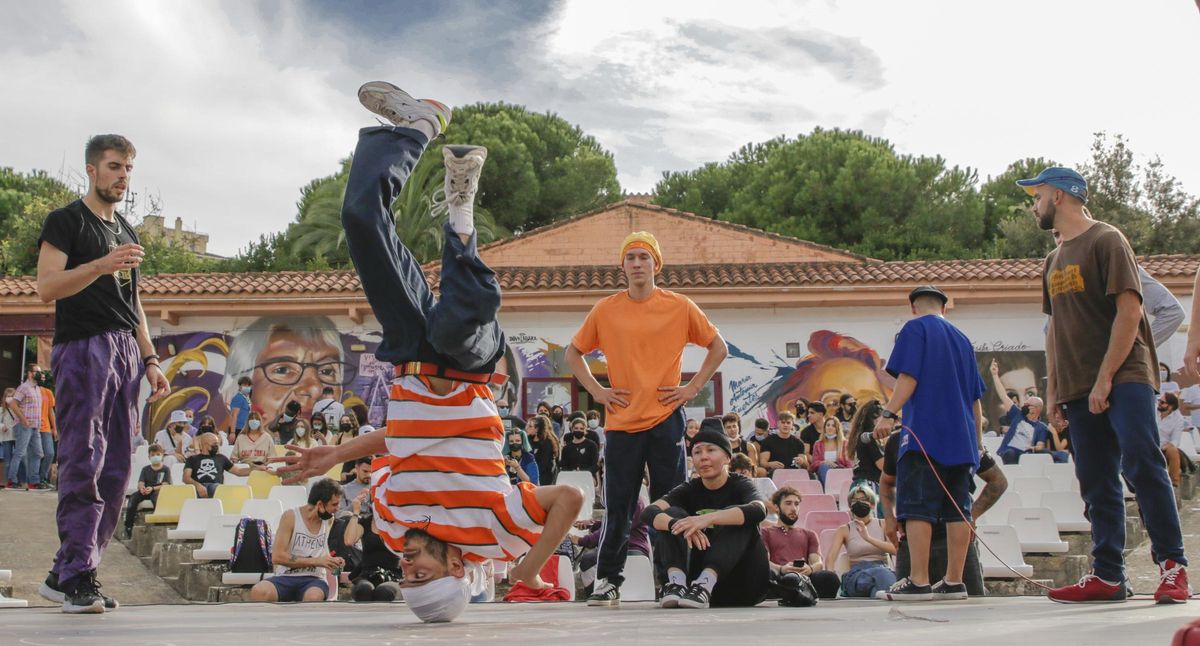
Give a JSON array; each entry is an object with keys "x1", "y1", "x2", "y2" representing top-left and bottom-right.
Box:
[{"x1": 50, "y1": 330, "x2": 141, "y2": 587}]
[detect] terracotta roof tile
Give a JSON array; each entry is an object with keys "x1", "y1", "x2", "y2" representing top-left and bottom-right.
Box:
[{"x1": 0, "y1": 255, "x2": 1195, "y2": 299}]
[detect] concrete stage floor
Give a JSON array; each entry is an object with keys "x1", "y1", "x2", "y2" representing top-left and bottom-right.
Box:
[{"x1": 3, "y1": 597, "x2": 1197, "y2": 646}]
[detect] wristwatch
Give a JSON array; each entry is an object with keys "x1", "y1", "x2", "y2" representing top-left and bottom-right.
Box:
[{"x1": 880, "y1": 409, "x2": 898, "y2": 421}]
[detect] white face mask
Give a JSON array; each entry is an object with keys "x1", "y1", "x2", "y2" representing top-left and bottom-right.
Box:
[
  {"x1": 587, "y1": 419, "x2": 599, "y2": 429},
  {"x1": 295, "y1": 427, "x2": 307, "y2": 436},
  {"x1": 1161, "y1": 370, "x2": 1170, "y2": 381},
  {"x1": 248, "y1": 420, "x2": 261, "y2": 431},
  {"x1": 149, "y1": 455, "x2": 163, "y2": 466}
]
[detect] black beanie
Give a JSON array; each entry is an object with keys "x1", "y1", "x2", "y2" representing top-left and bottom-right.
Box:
[{"x1": 692, "y1": 417, "x2": 732, "y2": 457}]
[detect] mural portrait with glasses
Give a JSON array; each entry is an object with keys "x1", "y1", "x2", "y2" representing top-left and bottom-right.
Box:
[{"x1": 143, "y1": 316, "x2": 383, "y2": 436}]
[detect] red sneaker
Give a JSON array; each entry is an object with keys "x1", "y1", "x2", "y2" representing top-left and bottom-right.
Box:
[
  {"x1": 26, "y1": 483, "x2": 36, "y2": 491},
  {"x1": 1047, "y1": 574, "x2": 1127, "y2": 604},
  {"x1": 1156, "y1": 560, "x2": 1190, "y2": 604}
]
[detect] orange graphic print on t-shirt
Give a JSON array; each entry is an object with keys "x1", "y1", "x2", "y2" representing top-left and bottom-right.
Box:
[{"x1": 1048, "y1": 264, "x2": 1085, "y2": 299}]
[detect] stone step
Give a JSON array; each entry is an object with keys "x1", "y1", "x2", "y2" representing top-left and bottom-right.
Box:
[
  {"x1": 179, "y1": 562, "x2": 227, "y2": 601},
  {"x1": 208, "y1": 585, "x2": 250, "y2": 603},
  {"x1": 1026, "y1": 554, "x2": 1090, "y2": 588},
  {"x1": 984, "y1": 578, "x2": 1054, "y2": 596},
  {"x1": 0, "y1": 584, "x2": 13, "y2": 597},
  {"x1": 131, "y1": 524, "x2": 169, "y2": 558},
  {"x1": 150, "y1": 540, "x2": 202, "y2": 579}
]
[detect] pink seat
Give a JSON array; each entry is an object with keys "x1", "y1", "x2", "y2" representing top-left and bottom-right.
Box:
[
  {"x1": 774, "y1": 477, "x2": 823, "y2": 497},
  {"x1": 804, "y1": 510, "x2": 851, "y2": 536},
  {"x1": 794, "y1": 494, "x2": 837, "y2": 520},
  {"x1": 772, "y1": 469, "x2": 812, "y2": 488},
  {"x1": 818, "y1": 527, "x2": 838, "y2": 555}
]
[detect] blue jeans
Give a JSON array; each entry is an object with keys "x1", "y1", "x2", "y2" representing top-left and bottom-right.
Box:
[
  {"x1": 841, "y1": 560, "x2": 896, "y2": 597},
  {"x1": 6, "y1": 423, "x2": 41, "y2": 485},
  {"x1": 341, "y1": 125, "x2": 503, "y2": 373},
  {"x1": 1065, "y1": 382, "x2": 1186, "y2": 581},
  {"x1": 34, "y1": 432, "x2": 55, "y2": 484}
]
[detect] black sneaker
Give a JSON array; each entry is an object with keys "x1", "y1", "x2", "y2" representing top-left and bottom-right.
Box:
[
  {"x1": 677, "y1": 584, "x2": 711, "y2": 609},
  {"x1": 62, "y1": 571, "x2": 106, "y2": 614},
  {"x1": 54, "y1": 571, "x2": 118, "y2": 612},
  {"x1": 930, "y1": 580, "x2": 968, "y2": 600},
  {"x1": 876, "y1": 577, "x2": 933, "y2": 601},
  {"x1": 587, "y1": 579, "x2": 620, "y2": 607},
  {"x1": 659, "y1": 582, "x2": 686, "y2": 608}
]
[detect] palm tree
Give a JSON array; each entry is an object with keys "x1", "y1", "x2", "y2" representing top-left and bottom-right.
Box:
[{"x1": 287, "y1": 148, "x2": 506, "y2": 266}]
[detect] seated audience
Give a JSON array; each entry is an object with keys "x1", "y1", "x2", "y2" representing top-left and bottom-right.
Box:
[
  {"x1": 506, "y1": 429, "x2": 540, "y2": 485},
  {"x1": 642, "y1": 423, "x2": 769, "y2": 609},
  {"x1": 123, "y1": 443, "x2": 172, "y2": 538},
  {"x1": 798, "y1": 404, "x2": 826, "y2": 458},
  {"x1": 684, "y1": 418, "x2": 701, "y2": 453},
  {"x1": 269, "y1": 400, "x2": 303, "y2": 444},
  {"x1": 559, "y1": 417, "x2": 601, "y2": 484},
  {"x1": 312, "y1": 386, "x2": 346, "y2": 430},
  {"x1": 250, "y1": 478, "x2": 345, "y2": 603},
  {"x1": 759, "y1": 411, "x2": 808, "y2": 475},
  {"x1": 183, "y1": 432, "x2": 256, "y2": 498},
  {"x1": 309, "y1": 413, "x2": 329, "y2": 441},
  {"x1": 1159, "y1": 393, "x2": 1190, "y2": 487},
  {"x1": 153, "y1": 410, "x2": 194, "y2": 467},
  {"x1": 809, "y1": 417, "x2": 853, "y2": 486},
  {"x1": 340, "y1": 457, "x2": 373, "y2": 505},
  {"x1": 342, "y1": 485, "x2": 404, "y2": 602},
  {"x1": 232, "y1": 411, "x2": 274, "y2": 466},
  {"x1": 195, "y1": 415, "x2": 226, "y2": 446},
  {"x1": 761, "y1": 486, "x2": 841, "y2": 599},
  {"x1": 329, "y1": 413, "x2": 360, "y2": 446},
  {"x1": 881, "y1": 429, "x2": 1006, "y2": 596},
  {"x1": 290, "y1": 417, "x2": 325, "y2": 450},
  {"x1": 748, "y1": 417, "x2": 772, "y2": 450},
  {"x1": 822, "y1": 485, "x2": 896, "y2": 598},
  {"x1": 722, "y1": 413, "x2": 762, "y2": 477},
  {"x1": 585, "y1": 409, "x2": 606, "y2": 452},
  {"x1": 835, "y1": 393, "x2": 857, "y2": 427},
  {"x1": 996, "y1": 397, "x2": 1067, "y2": 464},
  {"x1": 526, "y1": 415, "x2": 559, "y2": 486},
  {"x1": 850, "y1": 400, "x2": 886, "y2": 493}
]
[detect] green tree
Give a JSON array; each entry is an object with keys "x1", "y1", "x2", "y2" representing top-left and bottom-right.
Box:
[
  {"x1": 444, "y1": 103, "x2": 621, "y2": 232},
  {"x1": 980, "y1": 157, "x2": 1059, "y2": 258},
  {"x1": 0, "y1": 168, "x2": 79, "y2": 275}
]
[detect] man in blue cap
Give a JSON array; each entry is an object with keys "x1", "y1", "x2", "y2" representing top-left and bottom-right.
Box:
[{"x1": 1020, "y1": 167, "x2": 1189, "y2": 604}]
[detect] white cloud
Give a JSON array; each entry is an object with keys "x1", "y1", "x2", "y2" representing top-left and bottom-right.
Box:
[{"x1": 2, "y1": 0, "x2": 1197, "y2": 256}]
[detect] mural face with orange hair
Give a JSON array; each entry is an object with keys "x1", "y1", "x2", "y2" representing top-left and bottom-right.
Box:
[{"x1": 757, "y1": 330, "x2": 896, "y2": 425}]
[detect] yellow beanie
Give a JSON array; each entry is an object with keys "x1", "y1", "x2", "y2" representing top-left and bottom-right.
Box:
[{"x1": 619, "y1": 231, "x2": 663, "y2": 273}]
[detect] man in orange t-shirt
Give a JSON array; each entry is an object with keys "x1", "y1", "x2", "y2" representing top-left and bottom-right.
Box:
[
  {"x1": 567, "y1": 231, "x2": 728, "y2": 606},
  {"x1": 35, "y1": 382, "x2": 57, "y2": 489}
]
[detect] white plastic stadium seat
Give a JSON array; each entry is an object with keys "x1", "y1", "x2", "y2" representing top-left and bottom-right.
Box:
[
  {"x1": 224, "y1": 473, "x2": 249, "y2": 487},
  {"x1": 134, "y1": 444, "x2": 150, "y2": 462},
  {"x1": 998, "y1": 463, "x2": 1042, "y2": 482},
  {"x1": 977, "y1": 525, "x2": 1035, "y2": 578},
  {"x1": 982, "y1": 436, "x2": 1003, "y2": 454},
  {"x1": 1010, "y1": 477, "x2": 1053, "y2": 505},
  {"x1": 1179, "y1": 431, "x2": 1200, "y2": 461},
  {"x1": 621, "y1": 555, "x2": 656, "y2": 601},
  {"x1": 222, "y1": 572, "x2": 273, "y2": 585},
  {"x1": 554, "y1": 554, "x2": 576, "y2": 600},
  {"x1": 1041, "y1": 463, "x2": 1079, "y2": 492},
  {"x1": 267, "y1": 485, "x2": 308, "y2": 510},
  {"x1": 126, "y1": 454, "x2": 152, "y2": 496},
  {"x1": 218, "y1": 445, "x2": 234, "y2": 459},
  {"x1": 1039, "y1": 491, "x2": 1090, "y2": 532},
  {"x1": 166, "y1": 499, "x2": 225, "y2": 540},
  {"x1": 169, "y1": 462, "x2": 185, "y2": 486},
  {"x1": 192, "y1": 514, "x2": 243, "y2": 561},
  {"x1": 240, "y1": 499, "x2": 285, "y2": 534},
  {"x1": 1007, "y1": 507, "x2": 1068, "y2": 553},
  {"x1": 556, "y1": 471, "x2": 596, "y2": 522},
  {"x1": 976, "y1": 491, "x2": 1024, "y2": 526},
  {"x1": 753, "y1": 478, "x2": 778, "y2": 502},
  {"x1": 1017, "y1": 453, "x2": 1053, "y2": 470}
]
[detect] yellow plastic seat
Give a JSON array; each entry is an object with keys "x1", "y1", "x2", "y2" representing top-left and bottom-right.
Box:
[
  {"x1": 323, "y1": 463, "x2": 343, "y2": 481},
  {"x1": 144, "y1": 485, "x2": 198, "y2": 524},
  {"x1": 213, "y1": 484, "x2": 253, "y2": 514},
  {"x1": 273, "y1": 445, "x2": 287, "y2": 457},
  {"x1": 247, "y1": 470, "x2": 281, "y2": 499}
]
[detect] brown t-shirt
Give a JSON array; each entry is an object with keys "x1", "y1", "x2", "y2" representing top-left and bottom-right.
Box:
[{"x1": 1042, "y1": 221, "x2": 1158, "y2": 403}]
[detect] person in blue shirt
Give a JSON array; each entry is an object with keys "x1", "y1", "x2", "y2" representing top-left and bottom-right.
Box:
[
  {"x1": 873, "y1": 285, "x2": 985, "y2": 602},
  {"x1": 505, "y1": 429, "x2": 540, "y2": 485},
  {"x1": 989, "y1": 361, "x2": 1068, "y2": 464},
  {"x1": 228, "y1": 376, "x2": 252, "y2": 436}
]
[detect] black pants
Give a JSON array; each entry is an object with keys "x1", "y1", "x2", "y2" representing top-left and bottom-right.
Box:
[
  {"x1": 894, "y1": 534, "x2": 985, "y2": 596},
  {"x1": 123, "y1": 490, "x2": 159, "y2": 532},
  {"x1": 656, "y1": 524, "x2": 770, "y2": 607},
  {"x1": 597, "y1": 408, "x2": 686, "y2": 585}
]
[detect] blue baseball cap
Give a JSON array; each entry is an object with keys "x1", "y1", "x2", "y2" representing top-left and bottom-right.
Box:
[{"x1": 1015, "y1": 167, "x2": 1088, "y2": 204}]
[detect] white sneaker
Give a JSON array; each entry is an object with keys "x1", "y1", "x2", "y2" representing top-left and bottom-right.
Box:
[
  {"x1": 441, "y1": 145, "x2": 487, "y2": 235},
  {"x1": 357, "y1": 81, "x2": 451, "y2": 140}
]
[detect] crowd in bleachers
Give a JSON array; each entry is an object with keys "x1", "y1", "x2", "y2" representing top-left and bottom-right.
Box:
[{"x1": 7, "y1": 363, "x2": 1200, "y2": 604}]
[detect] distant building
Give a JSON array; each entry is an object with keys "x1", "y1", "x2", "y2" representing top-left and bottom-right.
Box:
[{"x1": 137, "y1": 215, "x2": 219, "y2": 257}]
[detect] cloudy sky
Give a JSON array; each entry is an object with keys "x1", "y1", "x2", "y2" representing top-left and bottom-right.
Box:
[{"x1": 2, "y1": 0, "x2": 1198, "y2": 256}]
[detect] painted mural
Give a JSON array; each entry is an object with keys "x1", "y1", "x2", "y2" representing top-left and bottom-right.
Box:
[
  {"x1": 141, "y1": 316, "x2": 391, "y2": 437},
  {"x1": 974, "y1": 346, "x2": 1048, "y2": 431}
]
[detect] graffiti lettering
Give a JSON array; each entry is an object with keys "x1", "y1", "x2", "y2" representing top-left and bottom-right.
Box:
[{"x1": 972, "y1": 341, "x2": 1031, "y2": 353}]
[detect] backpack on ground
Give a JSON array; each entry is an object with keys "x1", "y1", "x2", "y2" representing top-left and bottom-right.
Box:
[{"x1": 228, "y1": 517, "x2": 273, "y2": 574}]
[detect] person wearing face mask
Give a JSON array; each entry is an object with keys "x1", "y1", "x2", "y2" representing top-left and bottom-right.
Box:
[
  {"x1": 309, "y1": 414, "x2": 329, "y2": 442},
  {"x1": 720, "y1": 414, "x2": 762, "y2": 477},
  {"x1": 122, "y1": 444, "x2": 172, "y2": 538},
  {"x1": 505, "y1": 430, "x2": 540, "y2": 485},
  {"x1": 559, "y1": 418, "x2": 600, "y2": 484},
  {"x1": 290, "y1": 418, "x2": 324, "y2": 450},
  {"x1": 312, "y1": 386, "x2": 346, "y2": 431},
  {"x1": 1159, "y1": 363, "x2": 1180, "y2": 396},
  {"x1": 249, "y1": 478, "x2": 346, "y2": 603},
  {"x1": 585, "y1": 410, "x2": 606, "y2": 452},
  {"x1": 195, "y1": 415, "x2": 226, "y2": 447},
  {"x1": 836, "y1": 394, "x2": 858, "y2": 427},
  {"x1": 330, "y1": 414, "x2": 360, "y2": 446},
  {"x1": 269, "y1": 400, "x2": 303, "y2": 444},
  {"x1": 809, "y1": 417, "x2": 853, "y2": 487},
  {"x1": 822, "y1": 485, "x2": 896, "y2": 598},
  {"x1": 494, "y1": 398, "x2": 533, "y2": 452},
  {"x1": 153, "y1": 410, "x2": 194, "y2": 467},
  {"x1": 549, "y1": 404, "x2": 566, "y2": 438},
  {"x1": 0, "y1": 387, "x2": 17, "y2": 484},
  {"x1": 762, "y1": 486, "x2": 841, "y2": 600},
  {"x1": 183, "y1": 432, "x2": 257, "y2": 498},
  {"x1": 1158, "y1": 393, "x2": 1190, "y2": 488},
  {"x1": 747, "y1": 417, "x2": 772, "y2": 451},
  {"x1": 526, "y1": 415, "x2": 559, "y2": 486},
  {"x1": 228, "y1": 376, "x2": 253, "y2": 436},
  {"x1": 232, "y1": 411, "x2": 275, "y2": 467}
]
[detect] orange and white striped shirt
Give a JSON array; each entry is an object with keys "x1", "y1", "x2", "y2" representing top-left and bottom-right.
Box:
[{"x1": 370, "y1": 376, "x2": 547, "y2": 563}]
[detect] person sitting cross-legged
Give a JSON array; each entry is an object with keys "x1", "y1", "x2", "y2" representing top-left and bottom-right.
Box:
[
  {"x1": 822, "y1": 485, "x2": 897, "y2": 598},
  {"x1": 249, "y1": 478, "x2": 345, "y2": 603},
  {"x1": 123, "y1": 443, "x2": 171, "y2": 539},
  {"x1": 641, "y1": 420, "x2": 769, "y2": 609},
  {"x1": 761, "y1": 485, "x2": 841, "y2": 599}
]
